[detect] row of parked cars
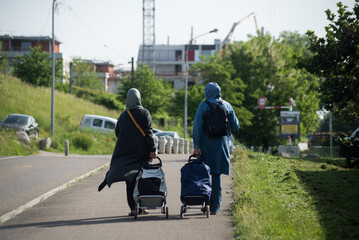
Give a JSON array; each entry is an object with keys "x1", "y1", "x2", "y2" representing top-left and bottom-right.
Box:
[
  {"x1": 80, "y1": 114, "x2": 180, "y2": 139},
  {"x1": 0, "y1": 113, "x2": 180, "y2": 142}
]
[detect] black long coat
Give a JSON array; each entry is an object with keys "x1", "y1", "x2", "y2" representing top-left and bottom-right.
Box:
[{"x1": 106, "y1": 107, "x2": 156, "y2": 186}]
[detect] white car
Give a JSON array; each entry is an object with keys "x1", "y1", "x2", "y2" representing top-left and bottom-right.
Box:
[
  {"x1": 80, "y1": 115, "x2": 117, "y2": 133},
  {"x1": 154, "y1": 131, "x2": 180, "y2": 150},
  {"x1": 155, "y1": 131, "x2": 180, "y2": 139}
]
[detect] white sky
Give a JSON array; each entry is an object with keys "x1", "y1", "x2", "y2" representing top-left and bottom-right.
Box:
[{"x1": 0, "y1": 0, "x2": 355, "y2": 65}]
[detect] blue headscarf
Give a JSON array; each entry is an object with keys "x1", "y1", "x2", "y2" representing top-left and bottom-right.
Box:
[{"x1": 205, "y1": 82, "x2": 221, "y2": 100}]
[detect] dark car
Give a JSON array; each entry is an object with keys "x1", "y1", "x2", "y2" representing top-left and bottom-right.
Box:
[
  {"x1": 0, "y1": 114, "x2": 39, "y2": 139},
  {"x1": 338, "y1": 127, "x2": 359, "y2": 163}
]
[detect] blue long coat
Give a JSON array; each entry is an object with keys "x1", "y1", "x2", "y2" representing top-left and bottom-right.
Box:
[{"x1": 193, "y1": 98, "x2": 239, "y2": 175}]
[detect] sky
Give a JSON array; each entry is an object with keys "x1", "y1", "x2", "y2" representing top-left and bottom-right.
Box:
[{"x1": 0, "y1": 0, "x2": 356, "y2": 66}]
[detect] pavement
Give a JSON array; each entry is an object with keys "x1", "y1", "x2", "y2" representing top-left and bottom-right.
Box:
[{"x1": 0, "y1": 153, "x2": 235, "y2": 240}]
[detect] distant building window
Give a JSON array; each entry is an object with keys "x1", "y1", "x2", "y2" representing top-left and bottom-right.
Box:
[
  {"x1": 201, "y1": 50, "x2": 212, "y2": 57},
  {"x1": 21, "y1": 42, "x2": 31, "y2": 51},
  {"x1": 175, "y1": 65, "x2": 182, "y2": 75},
  {"x1": 175, "y1": 50, "x2": 182, "y2": 61}
]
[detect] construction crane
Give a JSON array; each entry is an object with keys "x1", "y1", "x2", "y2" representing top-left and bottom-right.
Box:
[{"x1": 219, "y1": 12, "x2": 259, "y2": 55}]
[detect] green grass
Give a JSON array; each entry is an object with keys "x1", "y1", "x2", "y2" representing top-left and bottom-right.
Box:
[
  {"x1": 0, "y1": 129, "x2": 37, "y2": 155},
  {"x1": 0, "y1": 75, "x2": 119, "y2": 155},
  {"x1": 232, "y1": 150, "x2": 359, "y2": 240}
]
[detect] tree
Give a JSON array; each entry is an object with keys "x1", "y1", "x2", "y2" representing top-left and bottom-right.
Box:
[
  {"x1": 13, "y1": 46, "x2": 62, "y2": 86},
  {"x1": 119, "y1": 64, "x2": 173, "y2": 115},
  {"x1": 227, "y1": 33, "x2": 319, "y2": 147},
  {"x1": 191, "y1": 55, "x2": 254, "y2": 127},
  {"x1": 279, "y1": 31, "x2": 313, "y2": 59},
  {"x1": 169, "y1": 85, "x2": 205, "y2": 123},
  {"x1": 299, "y1": 1, "x2": 359, "y2": 123},
  {"x1": 72, "y1": 57, "x2": 103, "y2": 91}
]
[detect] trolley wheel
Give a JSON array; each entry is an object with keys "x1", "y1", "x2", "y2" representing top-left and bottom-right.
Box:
[
  {"x1": 166, "y1": 207, "x2": 169, "y2": 219},
  {"x1": 180, "y1": 206, "x2": 184, "y2": 218},
  {"x1": 206, "y1": 205, "x2": 210, "y2": 218},
  {"x1": 201, "y1": 207, "x2": 206, "y2": 214},
  {"x1": 183, "y1": 204, "x2": 187, "y2": 213},
  {"x1": 134, "y1": 206, "x2": 138, "y2": 219}
]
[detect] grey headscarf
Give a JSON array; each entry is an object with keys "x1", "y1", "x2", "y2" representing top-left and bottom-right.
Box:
[{"x1": 126, "y1": 88, "x2": 142, "y2": 109}]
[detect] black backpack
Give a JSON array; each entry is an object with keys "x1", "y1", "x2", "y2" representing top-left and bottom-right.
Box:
[{"x1": 203, "y1": 100, "x2": 229, "y2": 138}]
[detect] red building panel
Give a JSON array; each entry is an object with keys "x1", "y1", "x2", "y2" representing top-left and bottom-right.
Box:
[{"x1": 188, "y1": 50, "x2": 195, "y2": 61}]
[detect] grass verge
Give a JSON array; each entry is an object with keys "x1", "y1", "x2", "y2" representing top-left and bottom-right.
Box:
[{"x1": 232, "y1": 150, "x2": 359, "y2": 240}]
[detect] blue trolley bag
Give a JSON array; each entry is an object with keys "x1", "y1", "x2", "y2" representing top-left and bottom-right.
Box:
[{"x1": 180, "y1": 155, "x2": 212, "y2": 205}]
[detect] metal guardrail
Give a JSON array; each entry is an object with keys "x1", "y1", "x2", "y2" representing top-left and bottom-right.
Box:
[{"x1": 308, "y1": 146, "x2": 341, "y2": 158}]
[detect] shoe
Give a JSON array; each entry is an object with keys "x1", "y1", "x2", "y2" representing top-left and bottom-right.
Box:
[
  {"x1": 128, "y1": 210, "x2": 135, "y2": 216},
  {"x1": 210, "y1": 212, "x2": 219, "y2": 215},
  {"x1": 139, "y1": 209, "x2": 149, "y2": 215}
]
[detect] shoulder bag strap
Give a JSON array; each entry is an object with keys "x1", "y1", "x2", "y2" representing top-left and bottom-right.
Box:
[{"x1": 126, "y1": 109, "x2": 146, "y2": 137}]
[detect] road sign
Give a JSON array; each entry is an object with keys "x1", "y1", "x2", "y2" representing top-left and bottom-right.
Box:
[{"x1": 257, "y1": 97, "x2": 267, "y2": 109}]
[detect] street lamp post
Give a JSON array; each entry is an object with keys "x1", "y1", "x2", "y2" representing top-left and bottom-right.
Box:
[
  {"x1": 184, "y1": 28, "x2": 218, "y2": 139},
  {"x1": 129, "y1": 57, "x2": 134, "y2": 88},
  {"x1": 51, "y1": 0, "x2": 56, "y2": 135}
]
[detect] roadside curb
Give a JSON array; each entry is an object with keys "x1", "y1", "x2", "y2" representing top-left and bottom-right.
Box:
[{"x1": 0, "y1": 161, "x2": 110, "y2": 225}]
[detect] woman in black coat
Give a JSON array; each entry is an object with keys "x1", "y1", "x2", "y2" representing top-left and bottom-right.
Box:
[{"x1": 99, "y1": 88, "x2": 157, "y2": 216}]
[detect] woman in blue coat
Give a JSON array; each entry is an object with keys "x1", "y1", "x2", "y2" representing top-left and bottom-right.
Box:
[{"x1": 192, "y1": 82, "x2": 239, "y2": 215}]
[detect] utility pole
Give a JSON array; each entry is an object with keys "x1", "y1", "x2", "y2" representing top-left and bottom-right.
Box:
[
  {"x1": 69, "y1": 62, "x2": 73, "y2": 95},
  {"x1": 329, "y1": 112, "x2": 333, "y2": 158},
  {"x1": 131, "y1": 57, "x2": 134, "y2": 88},
  {"x1": 51, "y1": 0, "x2": 56, "y2": 135},
  {"x1": 184, "y1": 28, "x2": 218, "y2": 139}
]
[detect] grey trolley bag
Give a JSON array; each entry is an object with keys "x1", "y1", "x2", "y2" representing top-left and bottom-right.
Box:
[{"x1": 133, "y1": 157, "x2": 168, "y2": 219}]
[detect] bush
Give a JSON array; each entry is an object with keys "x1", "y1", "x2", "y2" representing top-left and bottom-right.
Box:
[
  {"x1": 71, "y1": 132, "x2": 95, "y2": 150},
  {"x1": 72, "y1": 86, "x2": 125, "y2": 111}
]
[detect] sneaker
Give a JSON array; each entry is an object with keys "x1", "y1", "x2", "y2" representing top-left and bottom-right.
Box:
[{"x1": 210, "y1": 212, "x2": 219, "y2": 215}]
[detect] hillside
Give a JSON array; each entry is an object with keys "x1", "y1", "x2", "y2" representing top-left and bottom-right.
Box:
[{"x1": 0, "y1": 75, "x2": 120, "y2": 155}]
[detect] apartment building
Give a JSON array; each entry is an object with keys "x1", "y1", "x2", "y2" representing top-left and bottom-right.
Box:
[
  {"x1": 137, "y1": 39, "x2": 221, "y2": 89},
  {"x1": 0, "y1": 35, "x2": 72, "y2": 83},
  {"x1": 0, "y1": 34, "x2": 123, "y2": 93},
  {"x1": 85, "y1": 59, "x2": 123, "y2": 93}
]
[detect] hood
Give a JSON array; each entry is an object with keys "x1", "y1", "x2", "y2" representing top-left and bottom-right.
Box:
[
  {"x1": 126, "y1": 88, "x2": 142, "y2": 109},
  {"x1": 205, "y1": 82, "x2": 221, "y2": 101}
]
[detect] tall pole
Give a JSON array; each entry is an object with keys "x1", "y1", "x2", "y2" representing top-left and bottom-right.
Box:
[
  {"x1": 183, "y1": 28, "x2": 218, "y2": 139},
  {"x1": 69, "y1": 62, "x2": 73, "y2": 95},
  {"x1": 329, "y1": 111, "x2": 333, "y2": 158},
  {"x1": 183, "y1": 27, "x2": 193, "y2": 139},
  {"x1": 51, "y1": 0, "x2": 56, "y2": 135},
  {"x1": 131, "y1": 57, "x2": 134, "y2": 88}
]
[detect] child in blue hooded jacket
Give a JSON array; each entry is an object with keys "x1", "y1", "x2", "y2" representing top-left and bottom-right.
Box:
[{"x1": 192, "y1": 82, "x2": 240, "y2": 215}]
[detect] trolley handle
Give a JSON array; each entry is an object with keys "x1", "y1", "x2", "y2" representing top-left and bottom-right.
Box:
[
  {"x1": 143, "y1": 156, "x2": 162, "y2": 169},
  {"x1": 188, "y1": 154, "x2": 204, "y2": 163}
]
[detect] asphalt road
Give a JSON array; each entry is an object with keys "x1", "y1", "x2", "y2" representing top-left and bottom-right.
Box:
[
  {"x1": 0, "y1": 153, "x2": 235, "y2": 240},
  {"x1": 0, "y1": 151, "x2": 110, "y2": 217}
]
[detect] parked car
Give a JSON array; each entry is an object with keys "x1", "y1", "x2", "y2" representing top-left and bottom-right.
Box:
[
  {"x1": 339, "y1": 127, "x2": 359, "y2": 162},
  {"x1": 0, "y1": 114, "x2": 39, "y2": 139},
  {"x1": 154, "y1": 131, "x2": 180, "y2": 150},
  {"x1": 155, "y1": 131, "x2": 180, "y2": 139},
  {"x1": 80, "y1": 115, "x2": 117, "y2": 133},
  {"x1": 152, "y1": 128, "x2": 162, "y2": 134}
]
